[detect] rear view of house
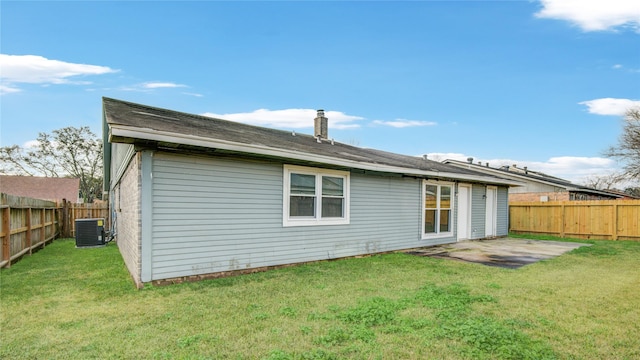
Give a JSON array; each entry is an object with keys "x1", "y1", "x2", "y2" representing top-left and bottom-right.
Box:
[{"x1": 102, "y1": 98, "x2": 519, "y2": 287}]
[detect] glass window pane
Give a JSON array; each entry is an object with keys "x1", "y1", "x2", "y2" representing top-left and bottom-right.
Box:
[
  {"x1": 425, "y1": 184, "x2": 437, "y2": 209},
  {"x1": 291, "y1": 173, "x2": 315, "y2": 195},
  {"x1": 322, "y1": 176, "x2": 343, "y2": 196},
  {"x1": 424, "y1": 209, "x2": 436, "y2": 233},
  {"x1": 322, "y1": 198, "x2": 343, "y2": 218},
  {"x1": 440, "y1": 209, "x2": 451, "y2": 232},
  {"x1": 440, "y1": 186, "x2": 451, "y2": 209},
  {"x1": 290, "y1": 196, "x2": 315, "y2": 217}
]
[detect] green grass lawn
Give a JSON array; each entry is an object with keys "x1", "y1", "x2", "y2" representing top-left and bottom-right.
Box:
[{"x1": 1, "y1": 237, "x2": 639, "y2": 359}]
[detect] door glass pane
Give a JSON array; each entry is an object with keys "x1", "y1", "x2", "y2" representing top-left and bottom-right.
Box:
[
  {"x1": 322, "y1": 176, "x2": 343, "y2": 196},
  {"x1": 425, "y1": 185, "x2": 437, "y2": 209},
  {"x1": 322, "y1": 198, "x2": 343, "y2": 218},
  {"x1": 440, "y1": 186, "x2": 451, "y2": 209},
  {"x1": 424, "y1": 209, "x2": 436, "y2": 233},
  {"x1": 440, "y1": 209, "x2": 450, "y2": 232},
  {"x1": 290, "y1": 196, "x2": 315, "y2": 217},
  {"x1": 291, "y1": 173, "x2": 315, "y2": 194}
]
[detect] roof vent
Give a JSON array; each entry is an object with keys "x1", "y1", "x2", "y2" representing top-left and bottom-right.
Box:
[
  {"x1": 423, "y1": 154, "x2": 428, "y2": 160},
  {"x1": 467, "y1": 157, "x2": 473, "y2": 164},
  {"x1": 314, "y1": 109, "x2": 328, "y2": 139}
]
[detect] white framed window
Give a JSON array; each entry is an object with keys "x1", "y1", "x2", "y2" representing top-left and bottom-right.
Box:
[
  {"x1": 283, "y1": 165, "x2": 350, "y2": 227},
  {"x1": 422, "y1": 180, "x2": 454, "y2": 238}
]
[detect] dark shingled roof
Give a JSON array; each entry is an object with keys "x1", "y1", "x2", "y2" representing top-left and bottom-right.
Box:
[
  {"x1": 0, "y1": 175, "x2": 79, "y2": 202},
  {"x1": 103, "y1": 97, "x2": 517, "y2": 184}
]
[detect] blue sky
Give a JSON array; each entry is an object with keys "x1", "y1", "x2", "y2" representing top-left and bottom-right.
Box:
[{"x1": 1, "y1": 0, "x2": 639, "y2": 184}]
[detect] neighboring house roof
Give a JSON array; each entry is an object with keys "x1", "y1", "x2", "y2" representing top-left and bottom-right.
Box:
[
  {"x1": 0, "y1": 175, "x2": 80, "y2": 202},
  {"x1": 442, "y1": 159, "x2": 622, "y2": 199},
  {"x1": 599, "y1": 188, "x2": 640, "y2": 200},
  {"x1": 102, "y1": 97, "x2": 522, "y2": 186}
]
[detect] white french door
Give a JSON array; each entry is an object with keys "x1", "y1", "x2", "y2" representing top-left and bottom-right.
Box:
[
  {"x1": 456, "y1": 184, "x2": 472, "y2": 240},
  {"x1": 485, "y1": 186, "x2": 497, "y2": 237}
]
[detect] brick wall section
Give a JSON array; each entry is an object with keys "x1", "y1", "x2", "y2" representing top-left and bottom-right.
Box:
[
  {"x1": 509, "y1": 192, "x2": 570, "y2": 202},
  {"x1": 115, "y1": 153, "x2": 142, "y2": 287}
]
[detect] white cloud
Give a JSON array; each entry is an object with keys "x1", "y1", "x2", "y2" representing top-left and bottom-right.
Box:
[
  {"x1": 202, "y1": 109, "x2": 364, "y2": 129},
  {"x1": 535, "y1": 0, "x2": 640, "y2": 32},
  {"x1": 372, "y1": 119, "x2": 437, "y2": 128},
  {"x1": 0, "y1": 54, "x2": 118, "y2": 91},
  {"x1": 429, "y1": 152, "x2": 620, "y2": 184},
  {"x1": 579, "y1": 98, "x2": 640, "y2": 116},
  {"x1": 611, "y1": 64, "x2": 640, "y2": 73},
  {"x1": 0, "y1": 84, "x2": 21, "y2": 95},
  {"x1": 424, "y1": 153, "x2": 469, "y2": 162},
  {"x1": 23, "y1": 140, "x2": 40, "y2": 148},
  {"x1": 22, "y1": 139, "x2": 61, "y2": 149},
  {"x1": 120, "y1": 82, "x2": 191, "y2": 92},
  {"x1": 142, "y1": 82, "x2": 187, "y2": 89}
]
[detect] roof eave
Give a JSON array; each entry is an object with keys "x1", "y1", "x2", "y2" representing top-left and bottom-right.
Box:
[
  {"x1": 565, "y1": 187, "x2": 623, "y2": 198},
  {"x1": 444, "y1": 160, "x2": 572, "y2": 188},
  {"x1": 109, "y1": 125, "x2": 522, "y2": 186}
]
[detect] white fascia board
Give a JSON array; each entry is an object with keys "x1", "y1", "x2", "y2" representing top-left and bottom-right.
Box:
[{"x1": 110, "y1": 125, "x2": 521, "y2": 186}]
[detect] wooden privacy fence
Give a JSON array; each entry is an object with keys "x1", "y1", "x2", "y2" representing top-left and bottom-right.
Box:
[
  {"x1": 1, "y1": 194, "x2": 60, "y2": 268},
  {"x1": 59, "y1": 200, "x2": 110, "y2": 238},
  {"x1": 1, "y1": 194, "x2": 110, "y2": 268},
  {"x1": 510, "y1": 200, "x2": 640, "y2": 241}
]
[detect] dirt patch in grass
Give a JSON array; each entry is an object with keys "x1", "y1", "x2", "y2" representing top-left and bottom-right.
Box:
[{"x1": 404, "y1": 238, "x2": 590, "y2": 268}]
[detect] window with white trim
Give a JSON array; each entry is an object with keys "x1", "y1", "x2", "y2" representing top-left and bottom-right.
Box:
[
  {"x1": 422, "y1": 181, "x2": 454, "y2": 238},
  {"x1": 284, "y1": 165, "x2": 350, "y2": 226}
]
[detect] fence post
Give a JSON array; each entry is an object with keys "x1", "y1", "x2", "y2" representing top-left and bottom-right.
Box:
[
  {"x1": 560, "y1": 203, "x2": 565, "y2": 238},
  {"x1": 41, "y1": 208, "x2": 46, "y2": 246},
  {"x1": 612, "y1": 202, "x2": 618, "y2": 241},
  {"x1": 62, "y1": 199, "x2": 71, "y2": 238},
  {"x1": 56, "y1": 205, "x2": 62, "y2": 239},
  {"x1": 60, "y1": 200, "x2": 67, "y2": 238},
  {"x1": 26, "y1": 208, "x2": 32, "y2": 255},
  {"x1": 2, "y1": 206, "x2": 10, "y2": 268}
]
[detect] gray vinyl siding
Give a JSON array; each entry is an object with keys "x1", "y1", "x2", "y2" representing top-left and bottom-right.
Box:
[
  {"x1": 148, "y1": 152, "x2": 441, "y2": 281},
  {"x1": 470, "y1": 184, "x2": 486, "y2": 239},
  {"x1": 110, "y1": 143, "x2": 135, "y2": 187},
  {"x1": 496, "y1": 186, "x2": 509, "y2": 236}
]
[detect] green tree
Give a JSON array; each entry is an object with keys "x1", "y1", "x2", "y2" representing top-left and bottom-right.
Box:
[
  {"x1": 0, "y1": 126, "x2": 103, "y2": 202},
  {"x1": 624, "y1": 187, "x2": 640, "y2": 198}
]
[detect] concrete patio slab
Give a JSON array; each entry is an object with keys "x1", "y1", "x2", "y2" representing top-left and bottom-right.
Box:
[{"x1": 404, "y1": 238, "x2": 590, "y2": 269}]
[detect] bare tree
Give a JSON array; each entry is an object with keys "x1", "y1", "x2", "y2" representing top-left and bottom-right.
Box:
[
  {"x1": 0, "y1": 126, "x2": 103, "y2": 202},
  {"x1": 581, "y1": 172, "x2": 627, "y2": 190},
  {"x1": 606, "y1": 108, "x2": 640, "y2": 181}
]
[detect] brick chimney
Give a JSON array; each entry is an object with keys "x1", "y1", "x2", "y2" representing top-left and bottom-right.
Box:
[{"x1": 314, "y1": 109, "x2": 328, "y2": 139}]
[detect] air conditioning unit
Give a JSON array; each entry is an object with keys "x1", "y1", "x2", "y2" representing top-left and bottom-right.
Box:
[{"x1": 75, "y1": 218, "x2": 106, "y2": 248}]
